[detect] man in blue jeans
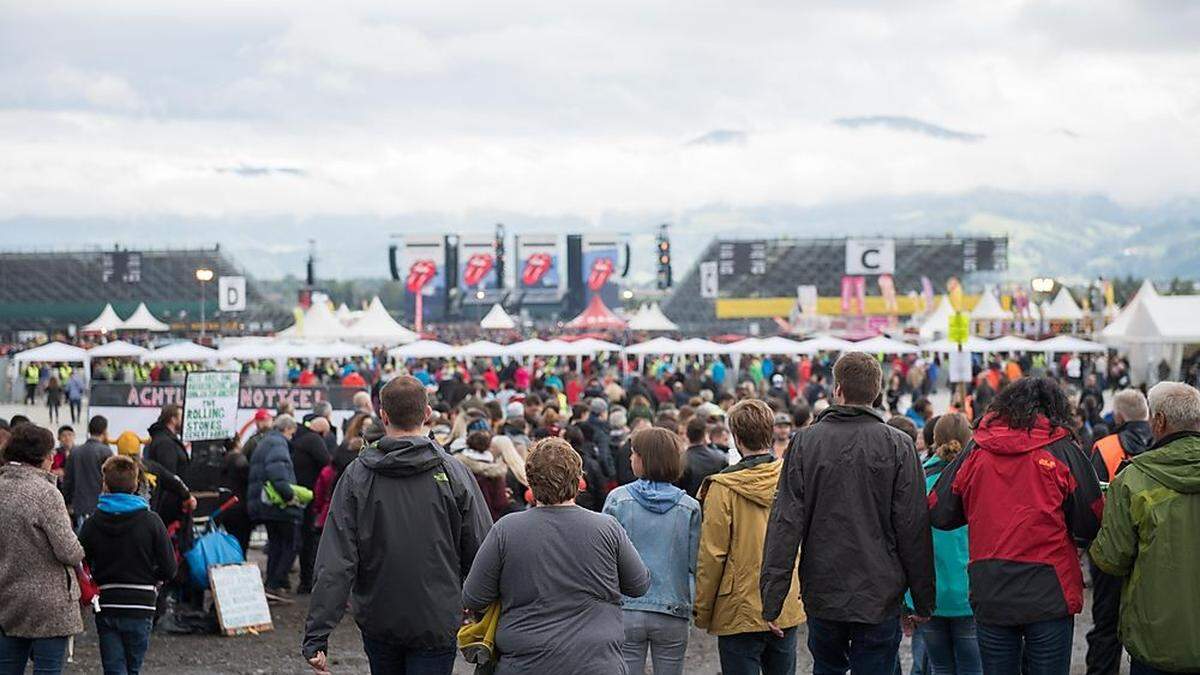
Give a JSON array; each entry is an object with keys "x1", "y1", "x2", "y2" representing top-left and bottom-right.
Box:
[{"x1": 761, "y1": 353, "x2": 936, "y2": 674}]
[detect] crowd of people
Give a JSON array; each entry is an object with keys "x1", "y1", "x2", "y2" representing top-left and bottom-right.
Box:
[{"x1": 2, "y1": 343, "x2": 1199, "y2": 675}]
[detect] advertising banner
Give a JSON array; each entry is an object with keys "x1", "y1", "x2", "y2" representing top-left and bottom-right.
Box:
[
  {"x1": 403, "y1": 236, "x2": 446, "y2": 298},
  {"x1": 845, "y1": 239, "x2": 896, "y2": 275},
  {"x1": 878, "y1": 274, "x2": 898, "y2": 313},
  {"x1": 89, "y1": 382, "x2": 364, "y2": 445},
  {"x1": 517, "y1": 235, "x2": 560, "y2": 303},
  {"x1": 458, "y1": 235, "x2": 499, "y2": 293},
  {"x1": 581, "y1": 235, "x2": 620, "y2": 306}
]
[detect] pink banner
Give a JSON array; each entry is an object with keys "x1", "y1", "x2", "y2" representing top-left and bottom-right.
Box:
[
  {"x1": 854, "y1": 276, "x2": 867, "y2": 315},
  {"x1": 841, "y1": 276, "x2": 854, "y2": 314}
]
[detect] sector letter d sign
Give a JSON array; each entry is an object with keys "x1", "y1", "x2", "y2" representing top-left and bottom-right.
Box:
[
  {"x1": 218, "y1": 276, "x2": 246, "y2": 312},
  {"x1": 845, "y1": 239, "x2": 895, "y2": 275}
]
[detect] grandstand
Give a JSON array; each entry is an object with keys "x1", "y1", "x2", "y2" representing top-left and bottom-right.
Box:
[
  {"x1": 0, "y1": 246, "x2": 283, "y2": 335},
  {"x1": 663, "y1": 235, "x2": 1008, "y2": 334}
]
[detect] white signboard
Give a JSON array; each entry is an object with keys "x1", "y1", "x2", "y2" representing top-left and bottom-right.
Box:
[
  {"x1": 209, "y1": 564, "x2": 273, "y2": 635},
  {"x1": 699, "y1": 261, "x2": 719, "y2": 299},
  {"x1": 948, "y1": 350, "x2": 973, "y2": 384},
  {"x1": 845, "y1": 239, "x2": 896, "y2": 275},
  {"x1": 182, "y1": 371, "x2": 242, "y2": 442},
  {"x1": 218, "y1": 276, "x2": 247, "y2": 312}
]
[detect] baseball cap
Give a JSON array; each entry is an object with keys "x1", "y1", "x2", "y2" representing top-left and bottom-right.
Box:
[
  {"x1": 253, "y1": 408, "x2": 272, "y2": 422},
  {"x1": 588, "y1": 398, "x2": 608, "y2": 415},
  {"x1": 771, "y1": 373, "x2": 784, "y2": 386},
  {"x1": 773, "y1": 412, "x2": 793, "y2": 426},
  {"x1": 505, "y1": 401, "x2": 525, "y2": 420}
]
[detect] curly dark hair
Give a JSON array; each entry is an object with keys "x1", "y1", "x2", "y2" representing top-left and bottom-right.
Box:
[{"x1": 984, "y1": 377, "x2": 1075, "y2": 433}]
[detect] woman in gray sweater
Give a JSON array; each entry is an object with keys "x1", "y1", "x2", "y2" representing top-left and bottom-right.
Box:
[{"x1": 463, "y1": 437, "x2": 650, "y2": 675}]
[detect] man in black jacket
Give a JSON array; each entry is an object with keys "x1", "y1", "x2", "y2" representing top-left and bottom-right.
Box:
[
  {"x1": 291, "y1": 416, "x2": 331, "y2": 594},
  {"x1": 143, "y1": 405, "x2": 190, "y2": 526},
  {"x1": 761, "y1": 352, "x2": 935, "y2": 673},
  {"x1": 580, "y1": 397, "x2": 615, "y2": 480},
  {"x1": 65, "y1": 415, "x2": 114, "y2": 529},
  {"x1": 303, "y1": 376, "x2": 491, "y2": 675},
  {"x1": 676, "y1": 416, "x2": 727, "y2": 498}
]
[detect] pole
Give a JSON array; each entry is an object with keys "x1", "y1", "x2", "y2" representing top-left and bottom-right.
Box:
[
  {"x1": 415, "y1": 293, "x2": 424, "y2": 334},
  {"x1": 199, "y1": 279, "x2": 207, "y2": 341}
]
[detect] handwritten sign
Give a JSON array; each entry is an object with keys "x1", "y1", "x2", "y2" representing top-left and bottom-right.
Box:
[
  {"x1": 182, "y1": 371, "x2": 241, "y2": 442},
  {"x1": 209, "y1": 564, "x2": 273, "y2": 636},
  {"x1": 948, "y1": 350, "x2": 973, "y2": 384}
]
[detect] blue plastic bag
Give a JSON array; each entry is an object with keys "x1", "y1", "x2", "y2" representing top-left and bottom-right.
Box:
[{"x1": 185, "y1": 528, "x2": 245, "y2": 590}]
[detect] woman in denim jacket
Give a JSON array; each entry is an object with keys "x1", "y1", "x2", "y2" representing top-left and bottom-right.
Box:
[{"x1": 603, "y1": 427, "x2": 702, "y2": 675}]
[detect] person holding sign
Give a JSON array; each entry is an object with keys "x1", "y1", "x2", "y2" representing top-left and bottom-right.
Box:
[{"x1": 144, "y1": 405, "x2": 193, "y2": 528}]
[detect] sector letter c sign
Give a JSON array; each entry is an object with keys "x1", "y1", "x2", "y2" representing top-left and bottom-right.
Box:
[
  {"x1": 845, "y1": 239, "x2": 895, "y2": 275},
  {"x1": 218, "y1": 276, "x2": 246, "y2": 312}
]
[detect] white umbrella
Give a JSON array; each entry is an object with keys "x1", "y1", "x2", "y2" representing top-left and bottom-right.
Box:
[
  {"x1": 1037, "y1": 335, "x2": 1108, "y2": 354},
  {"x1": 82, "y1": 304, "x2": 124, "y2": 334},
  {"x1": 88, "y1": 340, "x2": 150, "y2": 358},
  {"x1": 988, "y1": 335, "x2": 1040, "y2": 352},
  {"x1": 119, "y1": 303, "x2": 171, "y2": 332},
  {"x1": 850, "y1": 336, "x2": 920, "y2": 355},
  {"x1": 388, "y1": 340, "x2": 456, "y2": 360},
  {"x1": 13, "y1": 341, "x2": 90, "y2": 363},
  {"x1": 922, "y1": 336, "x2": 994, "y2": 354},
  {"x1": 479, "y1": 304, "x2": 517, "y2": 330},
  {"x1": 625, "y1": 337, "x2": 683, "y2": 355},
  {"x1": 143, "y1": 341, "x2": 218, "y2": 363},
  {"x1": 459, "y1": 340, "x2": 510, "y2": 358}
]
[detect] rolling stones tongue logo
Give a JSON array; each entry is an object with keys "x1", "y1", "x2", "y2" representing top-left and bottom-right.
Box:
[
  {"x1": 522, "y1": 253, "x2": 552, "y2": 286},
  {"x1": 462, "y1": 253, "x2": 494, "y2": 287},
  {"x1": 587, "y1": 257, "x2": 614, "y2": 291},
  {"x1": 406, "y1": 260, "x2": 438, "y2": 293}
]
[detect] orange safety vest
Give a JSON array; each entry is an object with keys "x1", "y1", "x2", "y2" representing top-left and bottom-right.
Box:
[{"x1": 1094, "y1": 434, "x2": 1127, "y2": 481}]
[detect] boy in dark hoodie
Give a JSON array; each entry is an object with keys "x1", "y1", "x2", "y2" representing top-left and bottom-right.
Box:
[{"x1": 79, "y1": 455, "x2": 177, "y2": 675}]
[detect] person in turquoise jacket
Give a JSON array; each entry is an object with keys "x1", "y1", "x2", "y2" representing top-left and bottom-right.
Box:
[{"x1": 910, "y1": 412, "x2": 981, "y2": 675}]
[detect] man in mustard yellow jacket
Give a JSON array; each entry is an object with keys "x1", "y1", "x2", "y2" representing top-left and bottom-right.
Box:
[{"x1": 695, "y1": 399, "x2": 804, "y2": 675}]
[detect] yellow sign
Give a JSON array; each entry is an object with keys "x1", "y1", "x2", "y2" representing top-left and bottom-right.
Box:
[{"x1": 948, "y1": 312, "x2": 970, "y2": 345}]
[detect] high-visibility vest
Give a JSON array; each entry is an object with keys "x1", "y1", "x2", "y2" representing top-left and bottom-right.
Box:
[
  {"x1": 58, "y1": 365, "x2": 72, "y2": 381},
  {"x1": 24, "y1": 366, "x2": 39, "y2": 384},
  {"x1": 1094, "y1": 434, "x2": 1127, "y2": 482}
]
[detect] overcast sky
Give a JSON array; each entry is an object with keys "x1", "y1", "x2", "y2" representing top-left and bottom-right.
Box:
[{"x1": 1, "y1": 0, "x2": 1198, "y2": 227}]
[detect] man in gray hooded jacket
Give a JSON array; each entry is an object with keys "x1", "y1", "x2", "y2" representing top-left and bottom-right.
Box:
[{"x1": 302, "y1": 376, "x2": 492, "y2": 675}]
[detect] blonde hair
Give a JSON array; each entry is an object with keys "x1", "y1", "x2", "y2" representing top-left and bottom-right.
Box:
[{"x1": 491, "y1": 435, "x2": 527, "y2": 487}]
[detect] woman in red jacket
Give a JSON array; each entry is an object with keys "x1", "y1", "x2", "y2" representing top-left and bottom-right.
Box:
[{"x1": 930, "y1": 377, "x2": 1103, "y2": 675}]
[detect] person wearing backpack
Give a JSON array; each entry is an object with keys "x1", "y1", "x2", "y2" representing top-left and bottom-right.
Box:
[
  {"x1": 303, "y1": 376, "x2": 492, "y2": 675},
  {"x1": 79, "y1": 455, "x2": 177, "y2": 675}
]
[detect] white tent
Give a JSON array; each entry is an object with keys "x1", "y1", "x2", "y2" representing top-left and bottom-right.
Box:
[
  {"x1": 143, "y1": 341, "x2": 218, "y2": 363},
  {"x1": 987, "y1": 335, "x2": 1041, "y2": 352},
  {"x1": 388, "y1": 340, "x2": 456, "y2": 360},
  {"x1": 13, "y1": 341, "x2": 90, "y2": 363},
  {"x1": 1104, "y1": 287, "x2": 1200, "y2": 383},
  {"x1": 793, "y1": 335, "x2": 858, "y2": 354},
  {"x1": 346, "y1": 297, "x2": 418, "y2": 345},
  {"x1": 279, "y1": 302, "x2": 352, "y2": 340},
  {"x1": 970, "y1": 288, "x2": 1009, "y2": 321},
  {"x1": 627, "y1": 304, "x2": 679, "y2": 332},
  {"x1": 335, "y1": 303, "x2": 353, "y2": 322},
  {"x1": 1037, "y1": 335, "x2": 1108, "y2": 354},
  {"x1": 567, "y1": 337, "x2": 623, "y2": 353},
  {"x1": 88, "y1": 340, "x2": 150, "y2": 358},
  {"x1": 82, "y1": 304, "x2": 124, "y2": 334},
  {"x1": 479, "y1": 304, "x2": 517, "y2": 330},
  {"x1": 923, "y1": 336, "x2": 994, "y2": 354},
  {"x1": 284, "y1": 341, "x2": 372, "y2": 360},
  {"x1": 216, "y1": 338, "x2": 282, "y2": 362},
  {"x1": 917, "y1": 296, "x2": 955, "y2": 340},
  {"x1": 459, "y1": 340, "x2": 511, "y2": 358},
  {"x1": 507, "y1": 338, "x2": 551, "y2": 357},
  {"x1": 625, "y1": 337, "x2": 683, "y2": 355},
  {"x1": 1101, "y1": 280, "x2": 1157, "y2": 343},
  {"x1": 674, "y1": 338, "x2": 734, "y2": 355},
  {"x1": 851, "y1": 336, "x2": 920, "y2": 355},
  {"x1": 119, "y1": 303, "x2": 171, "y2": 332},
  {"x1": 1042, "y1": 289, "x2": 1085, "y2": 322}
]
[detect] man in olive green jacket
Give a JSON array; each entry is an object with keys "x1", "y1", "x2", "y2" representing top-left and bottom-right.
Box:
[{"x1": 1090, "y1": 381, "x2": 1200, "y2": 674}]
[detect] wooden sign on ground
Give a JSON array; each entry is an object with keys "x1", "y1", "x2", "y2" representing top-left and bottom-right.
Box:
[{"x1": 209, "y1": 563, "x2": 274, "y2": 636}]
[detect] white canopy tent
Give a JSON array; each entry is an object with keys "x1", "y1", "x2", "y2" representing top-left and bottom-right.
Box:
[
  {"x1": 335, "y1": 303, "x2": 353, "y2": 322},
  {"x1": 345, "y1": 297, "x2": 418, "y2": 345},
  {"x1": 624, "y1": 337, "x2": 682, "y2": 355},
  {"x1": 88, "y1": 340, "x2": 150, "y2": 359},
  {"x1": 987, "y1": 335, "x2": 1041, "y2": 352},
  {"x1": 969, "y1": 288, "x2": 1009, "y2": 321},
  {"x1": 278, "y1": 302, "x2": 352, "y2": 340},
  {"x1": 917, "y1": 296, "x2": 955, "y2": 341},
  {"x1": 727, "y1": 336, "x2": 813, "y2": 355},
  {"x1": 1105, "y1": 288, "x2": 1200, "y2": 382},
  {"x1": 566, "y1": 338, "x2": 623, "y2": 354},
  {"x1": 674, "y1": 338, "x2": 734, "y2": 356},
  {"x1": 216, "y1": 338, "x2": 282, "y2": 362},
  {"x1": 119, "y1": 303, "x2": 171, "y2": 332},
  {"x1": 506, "y1": 338, "x2": 551, "y2": 358},
  {"x1": 1042, "y1": 289, "x2": 1085, "y2": 322},
  {"x1": 626, "y1": 304, "x2": 679, "y2": 332},
  {"x1": 922, "y1": 336, "x2": 995, "y2": 354},
  {"x1": 283, "y1": 341, "x2": 372, "y2": 360},
  {"x1": 851, "y1": 336, "x2": 921, "y2": 355},
  {"x1": 794, "y1": 335, "x2": 858, "y2": 354},
  {"x1": 142, "y1": 341, "x2": 218, "y2": 363},
  {"x1": 479, "y1": 304, "x2": 517, "y2": 330},
  {"x1": 13, "y1": 341, "x2": 90, "y2": 364},
  {"x1": 81, "y1": 304, "x2": 124, "y2": 334},
  {"x1": 1037, "y1": 335, "x2": 1108, "y2": 354},
  {"x1": 1101, "y1": 280, "x2": 1157, "y2": 343},
  {"x1": 459, "y1": 340, "x2": 511, "y2": 358},
  {"x1": 388, "y1": 340, "x2": 457, "y2": 360}
]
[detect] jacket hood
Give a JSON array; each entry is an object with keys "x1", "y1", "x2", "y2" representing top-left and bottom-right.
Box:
[
  {"x1": 98, "y1": 493, "x2": 150, "y2": 514},
  {"x1": 456, "y1": 452, "x2": 508, "y2": 480},
  {"x1": 1134, "y1": 432, "x2": 1200, "y2": 494},
  {"x1": 359, "y1": 435, "x2": 444, "y2": 477},
  {"x1": 1116, "y1": 421, "x2": 1153, "y2": 457},
  {"x1": 974, "y1": 413, "x2": 1069, "y2": 455},
  {"x1": 816, "y1": 404, "x2": 886, "y2": 425},
  {"x1": 147, "y1": 421, "x2": 169, "y2": 437},
  {"x1": 705, "y1": 455, "x2": 781, "y2": 507},
  {"x1": 627, "y1": 479, "x2": 685, "y2": 513}
]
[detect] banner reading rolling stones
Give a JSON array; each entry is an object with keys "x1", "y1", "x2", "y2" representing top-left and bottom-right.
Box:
[
  {"x1": 517, "y1": 235, "x2": 560, "y2": 303},
  {"x1": 403, "y1": 236, "x2": 445, "y2": 297},
  {"x1": 458, "y1": 235, "x2": 499, "y2": 292},
  {"x1": 581, "y1": 235, "x2": 620, "y2": 306}
]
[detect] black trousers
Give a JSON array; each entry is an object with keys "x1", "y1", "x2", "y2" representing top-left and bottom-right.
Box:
[
  {"x1": 264, "y1": 520, "x2": 297, "y2": 591},
  {"x1": 1085, "y1": 558, "x2": 1123, "y2": 675},
  {"x1": 298, "y1": 504, "x2": 318, "y2": 591}
]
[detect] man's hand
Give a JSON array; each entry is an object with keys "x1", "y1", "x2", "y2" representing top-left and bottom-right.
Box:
[
  {"x1": 307, "y1": 651, "x2": 330, "y2": 675},
  {"x1": 902, "y1": 614, "x2": 930, "y2": 637},
  {"x1": 182, "y1": 496, "x2": 198, "y2": 513},
  {"x1": 766, "y1": 621, "x2": 785, "y2": 638}
]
